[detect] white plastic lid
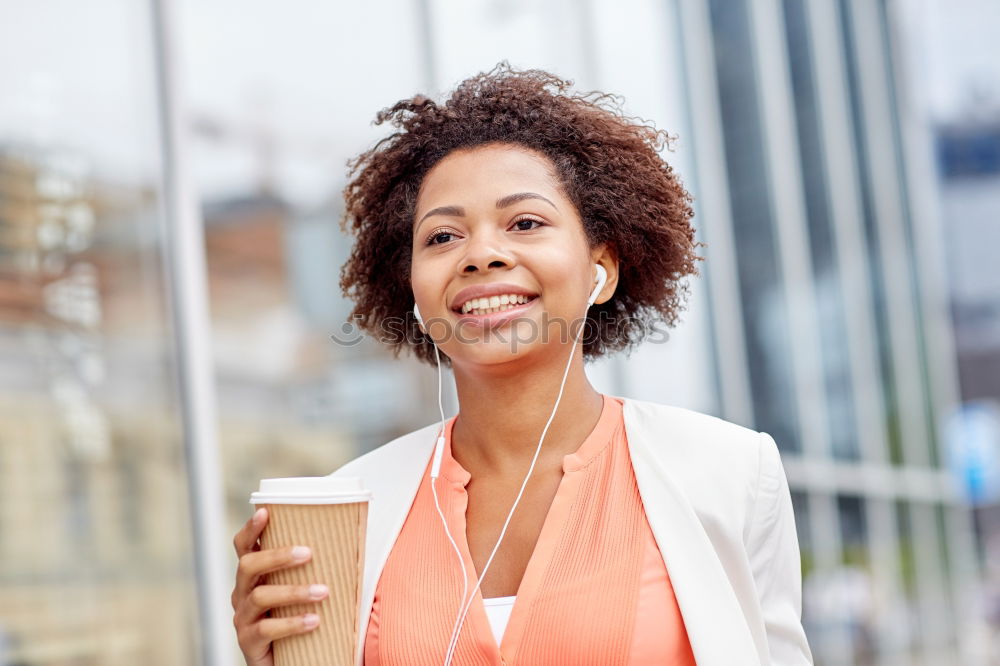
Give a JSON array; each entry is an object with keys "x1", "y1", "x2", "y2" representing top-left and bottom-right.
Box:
[{"x1": 249, "y1": 476, "x2": 372, "y2": 504}]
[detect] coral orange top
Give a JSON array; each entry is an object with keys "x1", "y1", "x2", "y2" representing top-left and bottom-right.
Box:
[{"x1": 363, "y1": 394, "x2": 697, "y2": 665}]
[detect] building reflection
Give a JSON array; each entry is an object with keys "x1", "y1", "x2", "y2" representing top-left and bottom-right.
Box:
[{"x1": 0, "y1": 146, "x2": 198, "y2": 664}]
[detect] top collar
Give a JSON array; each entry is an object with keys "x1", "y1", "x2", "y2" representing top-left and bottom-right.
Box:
[{"x1": 439, "y1": 393, "x2": 624, "y2": 485}]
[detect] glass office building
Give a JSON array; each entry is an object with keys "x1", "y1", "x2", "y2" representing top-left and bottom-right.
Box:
[
  {"x1": 0, "y1": 1, "x2": 987, "y2": 664},
  {"x1": 674, "y1": 1, "x2": 982, "y2": 663}
]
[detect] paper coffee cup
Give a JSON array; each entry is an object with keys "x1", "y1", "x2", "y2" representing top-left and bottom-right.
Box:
[{"x1": 250, "y1": 477, "x2": 371, "y2": 666}]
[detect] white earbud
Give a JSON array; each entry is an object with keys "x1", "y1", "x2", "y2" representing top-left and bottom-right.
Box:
[
  {"x1": 587, "y1": 264, "x2": 608, "y2": 306},
  {"x1": 413, "y1": 303, "x2": 424, "y2": 329}
]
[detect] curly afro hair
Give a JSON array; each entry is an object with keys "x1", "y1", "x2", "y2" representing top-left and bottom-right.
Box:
[{"x1": 339, "y1": 61, "x2": 702, "y2": 367}]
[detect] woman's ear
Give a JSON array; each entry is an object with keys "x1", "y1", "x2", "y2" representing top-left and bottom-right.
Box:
[{"x1": 590, "y1": 243, "x2": 619, "y2": 306}]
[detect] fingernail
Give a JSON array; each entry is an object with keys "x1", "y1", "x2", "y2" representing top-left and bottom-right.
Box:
[
  {"x1": 303, "y1": 613, "x2": 320, "y2": 628},
  {"x1": 291, "y1": 546, "x2": 311, "y2": 561},
  {"x1": 252, "y1": 508, "x2": 265, "y2": 526},
  {"x1": 309, "y1": 584, "x2": 328, "y2": 600}
]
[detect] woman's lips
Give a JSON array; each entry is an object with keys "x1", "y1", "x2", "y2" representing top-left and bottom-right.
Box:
[{"x1": 452, "y1": 296, "x2": 539, "y2": 328}]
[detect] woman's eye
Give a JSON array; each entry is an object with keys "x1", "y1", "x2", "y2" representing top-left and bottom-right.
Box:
[
  {"x1": 425, "y1": 219, "x2": 541, "y2": 245},
  {"x1": 512, "y1": 218, "x2": 543, "y2": 231},
  {"x1": 426, "y1": 230, "x2": 456, "y2": 245}
]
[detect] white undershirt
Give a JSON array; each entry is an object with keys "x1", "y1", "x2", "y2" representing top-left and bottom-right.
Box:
[{"x1": 481, "y1": 595, "x2": 516, "y2": 644}]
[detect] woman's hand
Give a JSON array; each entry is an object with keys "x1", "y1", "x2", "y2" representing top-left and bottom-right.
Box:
[{"x1": 231, "y1": 508, "x2": 330, "y2": 666}]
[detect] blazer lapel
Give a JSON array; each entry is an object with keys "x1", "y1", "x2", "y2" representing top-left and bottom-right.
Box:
[{"x1": 621, "y1": 397, "x2": 762, "y2": 665}]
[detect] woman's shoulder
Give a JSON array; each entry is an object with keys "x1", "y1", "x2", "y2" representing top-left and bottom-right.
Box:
[
  {"x1": 618, "y1": 394, "x2": 765, "y2": 460},
  {"x1": 618, "y1": 395, "x2": 784, "y2": 527},
  {"x1": 330, "y1": 396, "x2": 770, "y2": 469},
  {"x1": 328, "y1": 395, "x2": 782, "y2": 505},
  {"x1": 327, "y1": 420, "x2": 440, "y2": 480}
]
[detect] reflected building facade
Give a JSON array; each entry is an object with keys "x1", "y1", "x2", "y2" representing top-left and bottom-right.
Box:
[
  {"x1": 668, "y1": 0, "x2": 982, "y2": 663},
  {"x1": 0, "y1": 141, "x2": 200, "y2": 661},
  {"x1": 937, "y1": 114, "x2": 1000, "y2": 639}
]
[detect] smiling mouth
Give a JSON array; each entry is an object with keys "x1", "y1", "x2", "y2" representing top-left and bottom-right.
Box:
[{"x1": 454, "y1": 294, "x2": 538, "y2": 316}]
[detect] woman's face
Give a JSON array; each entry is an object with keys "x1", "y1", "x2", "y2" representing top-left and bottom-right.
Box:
[{"x1": 411, "y1": 142, "x2": 614, "y2": 371}]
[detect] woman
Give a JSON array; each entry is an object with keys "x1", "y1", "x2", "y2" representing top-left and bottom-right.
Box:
[{"x1": 232, "y1": 62, "x2": 814, "y2": 666}]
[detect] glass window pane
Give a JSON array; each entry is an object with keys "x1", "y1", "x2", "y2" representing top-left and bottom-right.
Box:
[
  {"x1": 781, "y1": 0, "x2": 861, "y2": 461},
  {"x1": 0, "y1": 3, "x2": 201, "y2": 664},
  {"x1": 707, "y1": 0, "x2": 801, "y2": 453}
]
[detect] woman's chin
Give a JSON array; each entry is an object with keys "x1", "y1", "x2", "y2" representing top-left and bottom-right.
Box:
[
  {"x1": 441, "y1": 310, "x2": 587, "y2": 371},
  {"x1": 446, "y1": 338, "x2": 542, "y2": 371}
]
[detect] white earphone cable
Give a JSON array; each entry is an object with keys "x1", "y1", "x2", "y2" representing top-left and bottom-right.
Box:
[
  {"x1": 442, "y1": 298, "x2": 591, "y2": 665},
  {"x1": 427, "y1": 344, "x2": 471, "y2": 656},
  {"x1": 420, "y1": 266, "x2": 604, "y2": 665}
]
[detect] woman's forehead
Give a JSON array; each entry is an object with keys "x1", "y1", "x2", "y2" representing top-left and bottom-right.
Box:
[{"x1": 415, "y1": 145, "x2": 566, "y2": 213}]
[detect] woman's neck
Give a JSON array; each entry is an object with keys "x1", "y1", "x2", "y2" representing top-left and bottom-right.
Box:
[{"x1": 449, "y1": 349, "x2": 604, "y2": 477}]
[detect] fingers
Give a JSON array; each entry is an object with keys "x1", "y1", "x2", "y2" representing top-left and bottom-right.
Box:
[
  {"x1": 236, "y1": 584, "x2": 329, "y2": 626},
  {"x1": 234, "y1": 545, "x2": 312, "y2": 606},
  {"x1": 230, "y1": 509, "x2": 325, "y2": 664},
  {"x1": 237, "y1": 613, "x2": 320, "y2": 659},
  {"x1": 234, "y1": 508, "x2": 268, "y2": 557},
  {"x1": 260, "y1": 613, "x2": 321, "y2": 639}
]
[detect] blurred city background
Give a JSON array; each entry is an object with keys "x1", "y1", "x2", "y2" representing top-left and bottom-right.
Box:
[{"x1": 1, "y1": 0, "x2": 998, "y2": 664}]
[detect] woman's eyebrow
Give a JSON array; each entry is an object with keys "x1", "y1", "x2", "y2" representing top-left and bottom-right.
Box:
[
  {"x1": 496, "y1": 191, "x2": 558, "y2": 211},
  {"x1": 415, "y1": 192, "x2": 558, "y2": 228}
]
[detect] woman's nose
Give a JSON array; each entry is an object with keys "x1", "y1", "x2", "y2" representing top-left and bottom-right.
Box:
[{"x1": 458, "y1": 232, "x2": 514, "y2": 275}]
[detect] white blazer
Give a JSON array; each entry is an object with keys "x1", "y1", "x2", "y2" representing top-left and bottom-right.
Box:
[{"x1": 329, "y1": 396, "x2": 814, "y2": 665}]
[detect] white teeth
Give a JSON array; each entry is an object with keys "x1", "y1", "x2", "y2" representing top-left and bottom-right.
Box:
[{"x1": 459, "y1": 293, "x2": 533, "y2": 314}]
